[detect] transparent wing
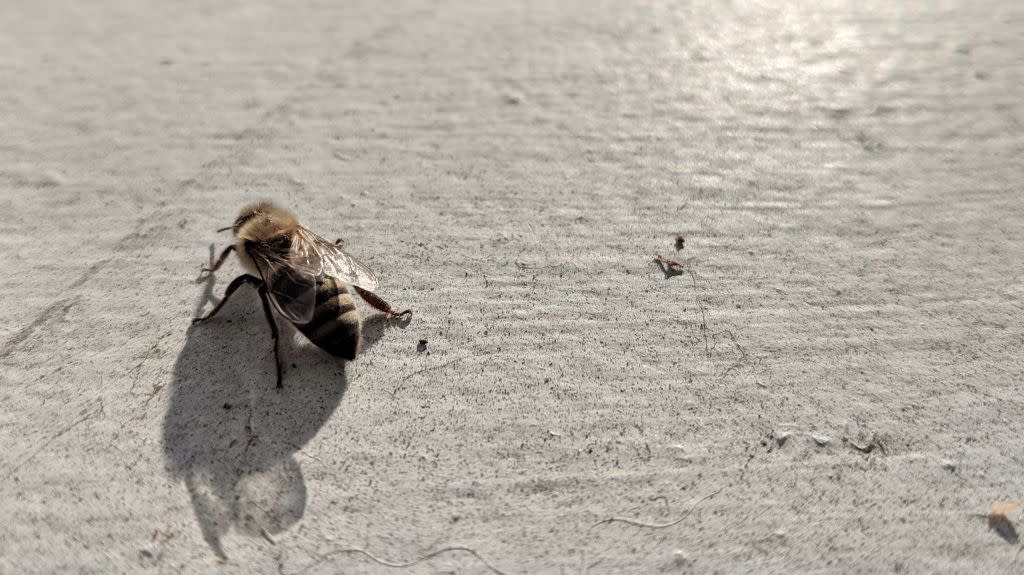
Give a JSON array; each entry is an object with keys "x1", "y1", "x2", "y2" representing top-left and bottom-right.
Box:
[
  {"x1": 249, "y1": 237, "x2": 318, "y2": 325},
  {"x1": 294, "y1": 226, "x2": 380, "y2": 291}
]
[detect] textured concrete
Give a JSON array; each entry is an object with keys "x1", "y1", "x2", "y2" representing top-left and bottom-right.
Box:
[{"x1": 1, "y1": 0, "x2": 1023, "y2": 573}]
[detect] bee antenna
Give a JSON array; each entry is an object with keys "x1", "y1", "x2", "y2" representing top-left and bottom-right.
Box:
[{"x1": 217, "y1": 226, "x2": 233, "y2": 233}]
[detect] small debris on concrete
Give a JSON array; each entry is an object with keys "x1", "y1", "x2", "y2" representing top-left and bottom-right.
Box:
[
  {"x1": 987, "y1": 500, "x2": 1021, "y2": 543},
  {"x1": 654, "y1": 253, "x2": 684, "y2": 277},
  {"x1": 844, "y1": 436, "x2": 884, "y2": 454},
  {"x1": 773, "y1": 430, "x2": 792, "y2": 447},
  {"x1": 671, "y1": 549, "x2": 692, "y2": 567}
]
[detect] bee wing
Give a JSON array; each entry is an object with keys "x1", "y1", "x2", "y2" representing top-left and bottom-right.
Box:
[
  {"x1": 295, "y1": 226, "x2": 380, "y2": 291},
  {"x1": 249, "y1": 241, "x2": 318, "y2": 325}
]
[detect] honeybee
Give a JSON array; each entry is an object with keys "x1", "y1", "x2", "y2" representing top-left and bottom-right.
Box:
[{"x1": 193, "y1": 202, "x2": 411, "y2": 387}]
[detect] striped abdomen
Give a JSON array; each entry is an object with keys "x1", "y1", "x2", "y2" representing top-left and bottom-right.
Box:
[{"x1": 297, "y1": 278, "x2": 361, "y2": 360}]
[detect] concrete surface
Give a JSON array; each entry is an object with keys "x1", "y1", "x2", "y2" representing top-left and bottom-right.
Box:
[{"x1": 2, "y1": 0, "x2": 1023, "y2": 573}]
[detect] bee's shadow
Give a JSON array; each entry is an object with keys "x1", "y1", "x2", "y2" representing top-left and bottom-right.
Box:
[{"x1": 163, "y1": 280, "x2": 382, "y2": 558}]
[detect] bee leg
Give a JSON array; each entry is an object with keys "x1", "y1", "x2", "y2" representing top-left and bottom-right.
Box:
[
  {"x1": 352, "y1": 285, "x2": 412, "y2": 318},
  {"x1": 201, "y1": 245, "x2": 235, "y2": 276},
  {"x1": 256, "y1": 285, "x2": 284, "y2": 388},
  {"x1": 192, "y1": 274, "x2": 262, "y2": 324}
]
